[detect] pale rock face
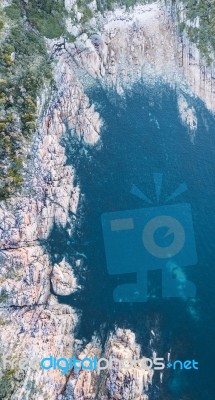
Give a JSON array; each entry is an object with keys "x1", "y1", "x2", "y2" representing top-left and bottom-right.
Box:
[
  {"x1": 66, "y1": 19, "x2": 80, "y2": 37},
  {"x1": 76, "y1": 103, "x2": 102, "y2": 144},
  {"x1": 102, "y1": 4, "x2": 177, "y2": 85},
  {"x1": 100, "y1": 329, "x2": 153, "y2": 400},
  {"x1": 70, "y1": 186, "x2": 80, "y2": 215},
  {"x1": 69, "y1": 4, "x2": 178, "y2": 90},
  {"x1": 69, "y1": 2, "x2": 215, "y2": 113},
  {"x1": 1, "y1": 0, "x2": 12, "y2": 7},
  {"x1": 77, "y1": 12, "x2": 83, "y2": 23},
  {"x1": 61, "y1": 329, "x2": 153, "y2": 400},
  {"x1": 51, "y1": 259, "x2": 77, "y2": 296},
  {"x1": 88, "y1": 1, "x2": 97, "y2": 12},
  {"x1": 0, "y1": 52, "x2": 101, "y2": 399},
  {"x1": 177, "y1": 94, "x2": 197, "y2": 141},
  {"x1": 60, "y1": 340, "x2": 102, "y2": 400},
  {"x1": 0, "y1": 295, "x2": 78, "y2": 400},
  {"x1": 0, "y1": 245, "x2": 51, "y2": 307},
  {"x1": 54, "y1": 56, "x2": 102, "y2": 146},
  {"x1": 175, "y1": 1, "x2": 215, "y2": 113},
  {"x1": 65, "y1": 0, "x2": 77, "y2": 12}
]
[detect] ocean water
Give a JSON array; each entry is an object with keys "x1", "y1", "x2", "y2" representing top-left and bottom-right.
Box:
[{"x1": 45, "y1": 83, "x2": 215, "y2": 400}]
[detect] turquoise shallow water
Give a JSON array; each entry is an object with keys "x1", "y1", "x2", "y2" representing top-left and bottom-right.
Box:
[{"x1": 46, "y1": 83, "x2": 215, "y2": 399}]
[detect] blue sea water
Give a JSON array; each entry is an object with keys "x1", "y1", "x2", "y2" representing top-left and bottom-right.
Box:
[{"x1": 45, "y1": 83, "x2": 215, "y2": 400}]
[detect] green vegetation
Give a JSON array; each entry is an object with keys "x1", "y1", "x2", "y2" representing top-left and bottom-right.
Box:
[
  {"x1": 0, "y1": 354, "x2": 21, "y2": 399},
  {"x1": 0, "y1": 0, "x2": 214, "y2": 200},
  {"x1": 26, "y1": 0, "x2": 67, "y2": 39},
  {"x1": 0, "y1": 368, "x2": 16, "y2": 398},
  {"x1": 96, "y1": 0, "x2": 152, "y2": 11},
  {"x1": 76, "y1": 0, "x2": 94, "y2": 23},
  {"x1": 0, "y1": 319, "x2": 9, "y2": 326},
  {"x1": 177, "y1": 0, "x2": 215, "y2": 64},
  {"x1": 97, "y1": 0, "x2": 215, "y2": 61},
  {"x1": 0, "y1": 0, "x2": 155, "y2": 201},
  {"x1": 0, "y1": 0, "x2": 96, "y2": 201},
  {"x1": 0, "y1": 289, "x2": 9, "y2": 303},
  {"x1": 0, "y1": 1, "x2": 56, "y2": 200}
]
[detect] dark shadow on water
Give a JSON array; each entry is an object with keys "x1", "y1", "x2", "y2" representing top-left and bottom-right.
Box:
[{"x1": 43, "y1": 82, "x2": 215, "y2": 400}]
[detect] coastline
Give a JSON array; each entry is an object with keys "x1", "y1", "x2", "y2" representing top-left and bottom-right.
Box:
[{"x1": 0, "y1": 2, "x2": 214, "y2": 398}]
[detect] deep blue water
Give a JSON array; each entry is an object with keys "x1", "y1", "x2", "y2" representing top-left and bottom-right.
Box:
[{"x1": 46, "y1": 83, "x2": 215, "y2": 400}]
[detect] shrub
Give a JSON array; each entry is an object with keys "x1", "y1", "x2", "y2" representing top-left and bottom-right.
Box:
[
  {"x1": 0, "y1": 1, "x2": 53, "y2": 199},
  {"x1": 22, "y1": 113, "x2": 37, "y2": 121},
  {"x1": 0, "y1": 368, "x2": 16, "y2": 398},
  {"x1": 28, "y1": 14, "x2": 65, "y2": 38},
  {"x1": 81, "y1": 7, "x2": 94, "y2": 24},
  {"x1": 0, "y1": 79, "x2": 8, "y2": 88},
  {"x1": 179, "y1": 0, "x2": 215, "y2": 61},
  {"x1": 0, "y1": 98, "x2": 7, "y2": 106},
  {"x1": 0, "y1": 122, "x2": 7, "y2": 130},
  {"x1": 26, "y1": 0, "x2": 66, "y2": 39},
  {"x1": 0, "y1": 289, "x2": 8, "y2": 303},
  {"x1": 5, "y1": 3, "x2": 21, "y2": 20},
  {"x1": 2, "y1": 54, "x2": 13, "y2": 65},
  {"x1": 25, "y1": 121, "x2": 37, "y2": 128}
]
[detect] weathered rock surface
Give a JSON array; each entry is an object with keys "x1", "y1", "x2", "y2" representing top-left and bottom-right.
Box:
[
  {"x1": 1, "y1": 295, "x2": 78, "y2": 400},
  {"x1": 60, "y1": 329, "x2": 153, "y2": 400},
  {"x1": 51, "y1": 259, "x2": 77, "y2": 296},
  {"x1": 65, "y1": 2, "x2": 215, "y2": 112},
  {"x1": 59, "y1": 339, "x2": 102, "y2": 400},
  {"x1": 177, "y1": 94, "x2": 197, "y2": 142},
  {"x1": 99, "y1": 328, "x2": 153, "y2": 400},
  {"x1": 172, "y1": 1, "x2": 215, "y2": 114},
  {"x1": 0, "y1": 53, "x2": 101, "y2": 399}
]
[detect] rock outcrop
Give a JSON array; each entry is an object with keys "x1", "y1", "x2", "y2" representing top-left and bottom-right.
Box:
[
  {"x1": 59, "y1": 339, "x2": 102, "y2": 400},
  {"x1": 177, "y1": 94, "x2": 197, "y2": 142},
  {"x1": 0, "y1": 55, "x2": 101, "y2": 399},
  {"x1": 171, "y1": 1, "x2": 215, "y2": 114},
  {"x1": 65, "y1": 2, "x2": 215, "y2": 112},
  {"x1": 60, "y1": 329, "x2": 153, "y2": 400},
  {"x1": 51, "y1": 259, "x2": 77, "y2": 296},
  {"x1": 99, "y1": 329, "x2": 153, "y2": 400}
]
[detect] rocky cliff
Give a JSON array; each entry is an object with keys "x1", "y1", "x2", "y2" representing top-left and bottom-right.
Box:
[
  {"x1": 169, "y1": 0, "x2": 215, "y2": 114},
  {"x1": 0, "y1": 54, "x2": 101, "y2": 399}
]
